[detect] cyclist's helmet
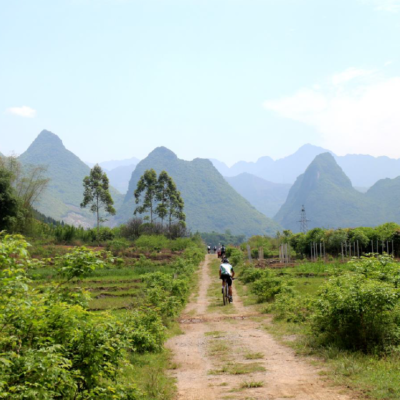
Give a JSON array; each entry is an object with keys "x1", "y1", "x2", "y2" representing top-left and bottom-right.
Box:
[{"x1": 222, "y1": 258, "x2": 229, "y2": 263}]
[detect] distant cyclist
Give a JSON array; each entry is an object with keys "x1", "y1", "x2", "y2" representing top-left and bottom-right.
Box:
[
  {"x1": 220, "y1": 245, "x2": 226, "y2": 258},
  {"x1": 207, "y1": 245, "x2": 211, "y2": 254},
  {"x1": 219, "y1": 257, "x2": 234, "y2": 302},
  {"x1": 213, "y1": 246, "x2": 217, "y2": 254}
]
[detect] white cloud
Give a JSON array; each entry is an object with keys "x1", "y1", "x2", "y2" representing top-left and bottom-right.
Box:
[
  {"x1": 331, "y1": 68, "x2": 374, "y2": 86},
  {"x1": 6, "y1": 106, "x2": 36, "y2": 118},
  {"x1": 385, "y1": 60, "x2": 393, "y2": 66},
  {"x1": 360, "y1": 0, "x2": 400, "y2": 12},
  {"x1": 263, "y1": 71, "x2": 400, "y2": 158}
]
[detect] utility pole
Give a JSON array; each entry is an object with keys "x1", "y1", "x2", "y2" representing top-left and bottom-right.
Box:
[{"x1": 299, "y1": 205, "x2": 310, "y2": 234}]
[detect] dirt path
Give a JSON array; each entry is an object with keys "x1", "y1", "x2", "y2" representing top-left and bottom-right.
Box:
[{"x1": 166, "y1": 255, "x2": 356, "y2": 400}]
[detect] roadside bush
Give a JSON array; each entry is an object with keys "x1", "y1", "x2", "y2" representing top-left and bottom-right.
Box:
[
  {"x1": 170, "y1": 237, "x2": 194, "y2": 251},
  {"x1": 251, "y1": 275, "x2": 295, "y2": 303},
  {"x1": 312, "y1": 272, "x2": 400, "y2": 352},
  {"x1": 123, "y1": 309, "x2": 166, "y2": 353},
  {"x1": 226, "y1": 247, "x2": 244, "y2": 266},
  {"x1": 0, "y1": 233, "x2": 140, "y2": 399},
  {"x1": 135, "y1": 235, "x2": 169, "y2": 252},
  {"x1": 271, "y1": 290, "x2": 314, "y2": 323},
  {"x1": 107, "y1": 238, "x2": 131, "y2": 255},
  {"x1": 239, "y1": 266, "x2": 269, "y2": 284}
]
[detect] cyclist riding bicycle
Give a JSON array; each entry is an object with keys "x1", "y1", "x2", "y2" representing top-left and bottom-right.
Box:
[
  {"x1": 219, "y1": 257, "x2": 234, "y2": 302},
  {"x1": 221, "y1": 245, "x2": 226, "y2": 258},
  {"x1": 213, "y1": 246, "x2": 217, "y2": 254}
]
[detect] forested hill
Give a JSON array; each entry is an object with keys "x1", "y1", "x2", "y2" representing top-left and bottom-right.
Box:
[
  {"x1": 19, "y1": 130, "x2": 123, "y2": 227},
  {"x1": 225, "y1": 173, "x2": 291, "y2": 218},
  {"x1": 116, "y1": 147, "x2": 281, "y2": 236},
  {"x1": 274, "y1": 153, "x2": 380, "y2": 231},
  {"x1": 365, "y1": 177, "x2": 400, "y2": 223}
]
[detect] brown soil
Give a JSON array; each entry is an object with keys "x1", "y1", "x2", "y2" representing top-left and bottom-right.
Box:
[{"x1": 166, "y1": 255, "x2": 357, "y2": 400}]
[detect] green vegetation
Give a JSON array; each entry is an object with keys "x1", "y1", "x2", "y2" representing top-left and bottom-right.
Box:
[
  {"x1": 81, "y1": 164, "x2": 116, "y2": 232},
  {"x1": 117, "y1": 146, "x2": 281, "y2": 236},
  {"x1": 18, "y1": 130, "x2": 123, "y2": 227},
  {"x1": 286, "y1": 222, "x2": 400, "y2": 257},
  {"x1": 134, "y1": 169, "x2": 185, "y2": 230},
  {"x1": 0, "y1": 232, "x2": 205, "y2": 399},
  {"x1": 0, "y1": 155, "x2": 50, "y2": 233},
  {"x1": 200, "y1": 230, "x2": 246, "y2": 246},
  {"x1": 235, "y1": 245, "x2": 400, "y2": 399}
]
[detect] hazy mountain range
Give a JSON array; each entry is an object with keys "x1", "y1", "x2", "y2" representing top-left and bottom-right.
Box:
[
  {"x1": 116, "y1": 147, "x2": 280, "y2": 236},
  {"x1": 225, "y1": 174, "x2": 291, "y2": 218},
  {"x1": 7, "y1": 130, "x2": 400, "y2": 235},
  {"x1": 274, "y1": 153, "x2": 400, "y2": 232},
  {"x1": 86, "y1": 157, "x2": 140, "y2": 171},
  {"x1": 211, "y1": 144, "x2": 400, "y2": 188},
  {"x1": 85, "y1": 158, "x2": 139, "y2": 193}
]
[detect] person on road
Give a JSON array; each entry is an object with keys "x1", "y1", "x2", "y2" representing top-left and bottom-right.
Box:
[
  {"x1": 207, "y1": 245, "x2": 211, "y2": 254},
  {"x1": 221, "y1": 245, "x2": 226, "y2": 258},
  {"x1": 213, "y1": 245, "x2": 217, "y2": 254},
  {"x1": 219, "y1": 257, "x2": 234, "y2": 302}
]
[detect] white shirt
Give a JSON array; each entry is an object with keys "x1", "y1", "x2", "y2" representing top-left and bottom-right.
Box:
[{"x1": 220, "y1": 262, "x2": 233, "y2": 276}]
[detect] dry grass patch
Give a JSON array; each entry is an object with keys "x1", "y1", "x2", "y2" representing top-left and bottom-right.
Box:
[
  {"x1": 240, "y1": 380, "x2": 264, "y2": 389},
  {"x1": 244, "y1": 352, "x2": 264, "y2": 360},
  {"x1": 209, "y1": 362, "x2": 266, "y2": 375}
]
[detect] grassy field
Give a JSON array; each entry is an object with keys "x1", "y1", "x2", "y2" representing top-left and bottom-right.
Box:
[
  {"x1": 23, "y1": 239, "x2": 205, "y2": 400},
  {"x1": 235, "y1": 259, "x2": 400, "y2": 400}
]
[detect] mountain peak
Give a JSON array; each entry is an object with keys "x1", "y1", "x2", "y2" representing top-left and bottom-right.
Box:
[
  {"x1": 304, "y1": 152, "x2": 352, "y2": 189},
  {"x1": 31, "y1": 130, "x2": 65, "y2": 149},
  {"x1": 148, "y1": 146, "x2": 178, "y2": 160}
]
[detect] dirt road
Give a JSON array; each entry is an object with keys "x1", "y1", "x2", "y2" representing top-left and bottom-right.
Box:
[{"x1": 166, "y1": 255, "x2": 356, "y2": 400}]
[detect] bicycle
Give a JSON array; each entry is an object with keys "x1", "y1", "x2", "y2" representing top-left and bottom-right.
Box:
[{"x1": 222, "y1": 277, "x2": 234, "y2": 305}]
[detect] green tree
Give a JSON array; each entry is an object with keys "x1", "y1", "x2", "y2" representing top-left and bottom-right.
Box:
[
  {"x1": 155, "y1": 171, "x2": 169, "y2": 225},
  {"x1": 80, "y1": 164, "x2": 116, "y2": 233},
  {"x1": 0, "y1": 156, "x2": 49, "y2": 233},
  {"x1": 134, "y1": 169, "x2": 158, "y2": 223},
  {"x1": 165, "y1": 178, "x2": 185, "y2": 230},
  {"x1": 0, "y1": 168, "x2": 20, "y2": 231}
]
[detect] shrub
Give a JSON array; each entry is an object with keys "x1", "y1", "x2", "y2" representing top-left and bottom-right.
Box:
[
  {"x1": 122, "y1": 309, "x2": 166, "y2": 353},
  {"x1": 239, "y1": 266, "x2": 269, "y2": 284},
  {"x1": 226, "y1": 247, "x2": 244, "y2": 266},
  {"x1": 272, "y1": 290, "x2": 314, "y2": 323},
  {"x1": 0, "y1": 234, "x2": 141, "y2": 399},
  {"x1": 251, "y1": 275, "x2": 295, "y2": 303},
  {"x1": 312, "y1": 273, "x2": 400, "y2": 352},
  {"x1": 107, "y1": 238, "x2": 131, "y2": 255},
  {"x1": 135, "y1": 235, "x2": 169, "y2": 252}
]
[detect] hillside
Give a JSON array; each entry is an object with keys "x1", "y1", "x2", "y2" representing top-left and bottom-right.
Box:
[
  {"x1": 366, "y1": 177, "x2": 400, "y2": 223},
  {"x1": 225, "y1": 173, "x2": 291, "y2": 218},
  {"x1": 116, "y1": 147, "x2": 281, "y2": 236},
  {"x1": 274, "y1": 153, "x2": 380, "y2": 232},
  {"x1": 19, "y1": 130, "x2": 123, "y2": 227}
]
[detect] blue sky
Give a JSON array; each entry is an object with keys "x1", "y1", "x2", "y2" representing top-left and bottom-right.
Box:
[{"x1": 1, "y1": 0, "x2": 400, "y2": 165}]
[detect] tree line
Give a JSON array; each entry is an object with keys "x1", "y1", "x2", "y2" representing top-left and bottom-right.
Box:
[{"x1": 0, "y1": 155, "x2": 186, "y2": 238}]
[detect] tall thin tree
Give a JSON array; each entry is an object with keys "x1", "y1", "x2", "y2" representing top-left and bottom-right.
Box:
[
  {"x1": 134, "y1": 169, "x2": 158, "y2": 223},
  {"x1": 155, "y1": 171, "x2": 170, "y2": 226},
  {"x1": 81, "y1": 164, "x2": 116, "y2": 234},
  {"x1": 165, "y1": 179, "x2": 185, "y2": 229}
]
